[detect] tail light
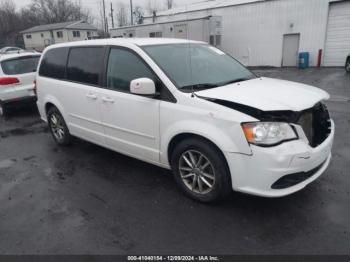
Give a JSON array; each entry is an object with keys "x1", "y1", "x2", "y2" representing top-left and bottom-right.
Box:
[{"x1": 0, "y1": 77, "x2": 20, "y2": 86}]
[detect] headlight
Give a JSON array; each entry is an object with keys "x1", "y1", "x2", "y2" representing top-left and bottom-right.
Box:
[{"x1": 241, "y1": 122, "x2": 298, "y2": 146}]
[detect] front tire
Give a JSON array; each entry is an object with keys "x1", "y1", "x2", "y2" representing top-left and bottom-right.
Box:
[
  {"x1": 346, "y1": 58, "x2": 350, "y2": 73},
  {"x1": 171, "y1": 137, "x2": 232, "y2": 203},
  {"x1": 47, "y1": 107, "x2": 71, "y2": 146}
]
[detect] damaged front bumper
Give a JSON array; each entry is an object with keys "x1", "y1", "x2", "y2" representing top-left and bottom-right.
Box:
[{"x1": 225, "y1": 120, "x2": 334, "y2": 197}]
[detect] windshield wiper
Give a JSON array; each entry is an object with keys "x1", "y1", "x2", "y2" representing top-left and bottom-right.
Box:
[
  {"x1": 180, "y1": 83, "x2": 219, "y2": 91},
  {"x1": 219, "y1": 78, "x2": 252, "y2": 86}
]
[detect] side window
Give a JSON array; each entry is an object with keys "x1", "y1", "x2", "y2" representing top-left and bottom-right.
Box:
[
  {"x1": 106, "y1": 48, "x2": 156, "y2": 92},
  {"x1": 39, "y1": 47, "x2": 69, "y2": 79},
  {"x1": 67, "y1": 47, "x2": 104, "y2": 86}
]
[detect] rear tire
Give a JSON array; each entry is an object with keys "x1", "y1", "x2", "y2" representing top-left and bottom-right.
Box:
[
  {"x1": 346, "y1": 58, "x2": 350, "y2": 73},
  {"x1": 171, "y1": 137, "x2": 232, "y2": 203},
  {"x1": 0, "y1": 104, "x2": 8, "y2": 117},
  {"x1": 47, "y1": 107, "x2": 71, "y2": 146}
]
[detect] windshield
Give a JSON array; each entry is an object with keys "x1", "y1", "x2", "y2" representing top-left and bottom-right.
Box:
[
  {"x1": 142, "y1": 44, "x2": 255, "y2": 91},
  {"x1": 1, "y1": 56, "x2": 40, "y2": 75}
]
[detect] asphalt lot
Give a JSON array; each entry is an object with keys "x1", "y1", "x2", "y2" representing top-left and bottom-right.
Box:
[{"x1": 0, "y1": 68, "x2": 349, "y2": 255}]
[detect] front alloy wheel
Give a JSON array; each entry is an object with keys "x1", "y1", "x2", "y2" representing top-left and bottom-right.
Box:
[
  {"x1": 179, "y1": 150, "x2": 216, "y2": 194},
  {"x1": 171, "y1": 137, "x2": 232, "y2": 202}
]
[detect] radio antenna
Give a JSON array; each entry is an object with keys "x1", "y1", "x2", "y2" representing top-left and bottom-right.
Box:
[{"x1": 185, "y1": 4, "x2": 195, "y2": 98}]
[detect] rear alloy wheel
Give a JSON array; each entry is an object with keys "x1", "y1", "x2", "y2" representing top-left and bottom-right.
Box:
[
  {"x1": 171, "y1": 138, "x2": 232, "y2": 203},
  {"x1": 47, "y1": 107, "x2": 71, "y2": 146},
  {"x1": 346, "y1": 58, "x2": 350, "y2": 73}
]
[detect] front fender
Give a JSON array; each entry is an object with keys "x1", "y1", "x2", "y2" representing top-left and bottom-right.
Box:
[{"x1": 160, "y1": 119, "x2": 252, "y2": 166}]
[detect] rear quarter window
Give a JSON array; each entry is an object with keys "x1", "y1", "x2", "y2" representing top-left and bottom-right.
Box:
[
  {"x1": 1, "y1": 56, "x2": 40, "y2": 75},
  {"x1": 66, "y1": 47, "x2": 105, "y2": 86},
  {"x1": 39, "y1": 47, "x2": 69, "y2": 80}
]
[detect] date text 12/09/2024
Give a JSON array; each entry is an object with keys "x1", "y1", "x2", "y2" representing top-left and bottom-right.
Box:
[{"x1": 127, "y1": 256, "x2": 220, "y2": 261}]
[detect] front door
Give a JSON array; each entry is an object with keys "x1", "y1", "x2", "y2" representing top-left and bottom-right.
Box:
[
  {"x1": 100, "y1": 47, "x2": 160, "y2": 163},
  {"x1": 282, "y1": 34, "x2": 300, "y2": 67}
]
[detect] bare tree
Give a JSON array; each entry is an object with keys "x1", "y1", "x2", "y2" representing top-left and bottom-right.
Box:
[
  {"x1": 165, "y1": 0, "x2": 173, "y2": 10},
  {"x1": 0, "y1": 0, "x2": 95, "y2": 48},
  {"x1": 133, "y1": 6, "x2": 144, "y2": 25},
  {"x1": 116, "y1": 2, "x2": 128, "y2": 27},
  {"x1": 23, "y1": 0, "x2": 92, "y2": 24},
  {"x1": 0, "y1": 0, "x2": 22, "y2": 47},
  {"x1": 147, "y1": 0, "x2": 160, "y2": 15}
]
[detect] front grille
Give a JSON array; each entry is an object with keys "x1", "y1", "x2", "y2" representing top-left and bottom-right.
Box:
[
  {"x1": 271, "y1": 160, "x2": 327, "y2": 189},
  {"x1": 297, "y1": 103, "x2": 331, "y2": 148}
]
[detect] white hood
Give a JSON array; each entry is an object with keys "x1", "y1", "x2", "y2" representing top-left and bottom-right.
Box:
[{"x1": 196, "y1": 77, "x2": 330, "y2": 111}]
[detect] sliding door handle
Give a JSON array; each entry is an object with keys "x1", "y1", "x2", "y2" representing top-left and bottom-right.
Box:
[
  {"x1": 102, "y1": 96, "x2": 115, "y2": 103},
  {"x1": 86, "y1": 93, "x2": 97, "y2": 100}
]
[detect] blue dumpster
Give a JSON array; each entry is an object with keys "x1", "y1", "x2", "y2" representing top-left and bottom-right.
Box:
[{"x1": 299, "y1": 52, "x2": 309, "y2": 69}]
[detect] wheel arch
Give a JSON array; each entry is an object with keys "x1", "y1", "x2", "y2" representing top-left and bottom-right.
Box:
[
  {"x1": 42, "y1": 96, "x2": 67, "y2": 122},
  {"x1": 167, "y1": 133, "x2": 231, "y2": 171}
]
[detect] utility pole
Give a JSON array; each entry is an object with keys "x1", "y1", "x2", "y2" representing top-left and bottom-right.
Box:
[
  {"x1": 130, "y1": 0, "x2": 133, "y2": 25},
  {"x1": 110, "y1": 2, "x2": 114, "y2": 29},
  {"x1": 102, "y1": 0, "x2": 107, "y2": 33}
]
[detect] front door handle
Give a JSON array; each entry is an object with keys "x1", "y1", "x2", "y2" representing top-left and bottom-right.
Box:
[
  {"x1": 102, "y1": 96, "x2": 115, "y2": 103},
  {"x1": 86, "y1": 93, "x2": 97, "y2": 100}
]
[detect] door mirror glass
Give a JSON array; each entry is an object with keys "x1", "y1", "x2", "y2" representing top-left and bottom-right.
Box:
[{"x1": 130, "y1": 78, "x2": 156, "y2": 95}]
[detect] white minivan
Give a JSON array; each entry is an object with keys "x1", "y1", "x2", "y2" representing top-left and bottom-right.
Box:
[{"x1": 36, "y1": 39, "x2": 334, "y2": 202}]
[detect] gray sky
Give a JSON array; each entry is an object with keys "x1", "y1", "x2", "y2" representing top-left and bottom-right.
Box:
[{"x1": 13, "y1": 0, "x2": 200, "y2": 18}]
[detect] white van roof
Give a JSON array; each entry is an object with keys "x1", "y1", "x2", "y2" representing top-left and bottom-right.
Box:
[{"x1": 44, "y1": 38, "x2": 206, "y2": 50}]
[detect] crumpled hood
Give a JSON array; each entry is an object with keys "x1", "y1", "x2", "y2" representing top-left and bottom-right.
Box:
[{"x1": 196, "y1": 77, "x2": 330, "y2": 111}]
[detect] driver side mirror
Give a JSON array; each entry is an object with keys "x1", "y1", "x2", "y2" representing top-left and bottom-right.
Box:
[{"x1": 130, "y1": 78, "x2": 156, "y2": 96}]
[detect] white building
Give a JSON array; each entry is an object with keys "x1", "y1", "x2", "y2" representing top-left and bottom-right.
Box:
[
  {"x1": 110, "y1": 0, "x2": 350, "y2": 67},
  {"x1": 21, "y1": 21, "x2": 98, "y2": 52}
]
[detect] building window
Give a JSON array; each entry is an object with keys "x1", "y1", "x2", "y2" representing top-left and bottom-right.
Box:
[
  {"x1": 73, "y1": 31, "x2": 80, "y2": 38},
  {"x1": 26, "y1": 35, "x2": 32, "y2": 39},
  {"x1": 87, "y1": 31, "x2": 91, "y2": 37},
  {"x1": 41, "y1": 33, "x2": 44, "y2": 38},
  {"x1": 56, "y1": 31, "x2": 63, "y2": 38},
  {"x1": 149, "y1": 32, "x2": 162, "y2": 38}
]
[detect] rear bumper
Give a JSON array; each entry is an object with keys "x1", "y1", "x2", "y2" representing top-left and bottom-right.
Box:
[
  {"x1": 0, "y1": 96, "x2": 37, "y2": 108},
  {"x1": 225, "y1": 120, "x2": 335, "y2": 197}
]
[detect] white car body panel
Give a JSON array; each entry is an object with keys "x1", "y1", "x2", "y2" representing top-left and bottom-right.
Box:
[
  {"x1": 36, "y1": 38, "x2": 334, "y2": 197},
  {"x1": 196, "y1": 77, "x2": 330, "y2": 111}
]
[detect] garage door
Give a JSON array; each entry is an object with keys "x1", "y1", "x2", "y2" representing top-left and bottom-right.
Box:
[{"x1": 324, "y1": 1, "x2": 350, "y2": 66}]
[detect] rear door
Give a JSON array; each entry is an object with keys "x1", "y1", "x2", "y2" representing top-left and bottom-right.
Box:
[
  {"x1": 0, "y1": 55, "x2": 40, "y2": 100},
  {"x1": 63, "y1": 46, "x2": 106, "y2": 145}
]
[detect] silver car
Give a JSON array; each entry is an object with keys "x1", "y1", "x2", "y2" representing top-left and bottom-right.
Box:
[{"x1": 0, "y1": 47, "x2": 24, "y2": 55}]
